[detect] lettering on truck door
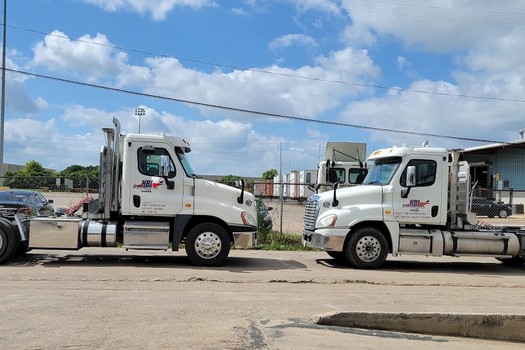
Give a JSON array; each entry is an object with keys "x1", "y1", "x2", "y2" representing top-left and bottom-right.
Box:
[
  {"x1": 129, "y1": 143, "x2": 184, "y2": 216},
  {"x1": 393, "y1": 158, "x2": 442, "y2": 224}
]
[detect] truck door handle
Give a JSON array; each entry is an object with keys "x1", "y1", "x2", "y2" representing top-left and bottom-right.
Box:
[{"x1": 133, "y1": 195, "x2": 140, "y2": 208}]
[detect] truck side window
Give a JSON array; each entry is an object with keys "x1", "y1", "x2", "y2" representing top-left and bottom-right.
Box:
[
  {"x1": 349, "y1": 168, "x2": 368, "y2": 184},
  {"x1": 306, "y1": 172, "x2": 311, "y2": 183},
  {"x1": 400, "y1": 160, "x2": 436, "y2": 187},
  {"x1": 333, "y1": 168, "x2": 345, "y2": 184},
  {"x1": 137, "y1": 147, "x2": 176, "y2": 178}
]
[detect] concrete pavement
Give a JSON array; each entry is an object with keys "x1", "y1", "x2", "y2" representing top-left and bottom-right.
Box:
[{"x1": 0, "y1": 248, "x2": 524, "y2": 349}]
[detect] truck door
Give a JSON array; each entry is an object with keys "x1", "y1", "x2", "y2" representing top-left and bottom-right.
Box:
[
  {"x1": 392, "y1": 157, "x2": 444, "y2": 225},
  {"x1": 127, "y1": 142, "x2": 185, "y2": 216}
]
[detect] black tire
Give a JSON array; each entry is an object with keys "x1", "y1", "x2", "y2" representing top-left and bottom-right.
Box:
[
  {"x1": 344, "y1": 227, "x2": 388, "y2": 269},
  {"x1": 498, "y1": 210, "x2": 509, "y2": 219},
  {"x1": 0, "y1": 219, "x2": 19, "y2": 264},
  {"x1": 326, "y1": 251, "x2": 349, "y2": 265},
  {"x1": 185, "y1": 223, "x2": 231, "y2": 266},
  {"x1": 497, "y1": 257, "x2": 525, "y2": 267}
]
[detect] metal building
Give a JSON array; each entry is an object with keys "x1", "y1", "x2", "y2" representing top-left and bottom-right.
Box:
[{"x1": 463, "y1": 136, "x2": 525, "y2": 212}]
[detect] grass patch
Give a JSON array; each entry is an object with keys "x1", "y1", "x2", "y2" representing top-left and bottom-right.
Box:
[{"x1": 257, "y1": 230, "x2": 316, "y2": 251}]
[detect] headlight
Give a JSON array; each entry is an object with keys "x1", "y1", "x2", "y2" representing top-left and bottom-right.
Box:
[
  {"x1": 317, "y1": 214, "x2": 337, "y2": 228},
  {"x1": 241, "y1": 211, "x2": 257, "y2": 226}
]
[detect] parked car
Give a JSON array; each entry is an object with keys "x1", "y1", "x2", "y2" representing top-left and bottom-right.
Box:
[
  {"x1": 256, "y1": 198, "x2": 273, "y2": 231},
  {"x1": 471, "y1": 197, "x2": 512, "y2": 218},
  {"x1": 0, "y1": 190, "x2": 54, "y2": 216}
]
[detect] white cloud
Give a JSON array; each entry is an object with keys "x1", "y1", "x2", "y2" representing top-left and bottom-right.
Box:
[
  {"x1": 294, "y1": 0, "x2": 342, "y2": 16},
  {"x1": 341, "y1": 78, "x2": 525, "y2": 149},
  {"x1": 2, "y1": 53, "x2": 47, "y2": 114},
  {"x1": 269, "y1": 34, "x2": 318, "y2": 51},
  {"x1": 83, "y1": 0, "x2": 216, "y2": 21},
  {"x1": 32, "y1": 31, "x2": 126, "y2": 83},
  {"x1": 340, "y1": 23, "x2": 376, "y2": 47},
  {"x1": 137, "y1": 46, "x2": 379, "y2": 120},
  {"x1": 340, "y1": 0, "x2": 524, "y2": 53},
  {"x1": 15, "y1": 1, "x2": 525, "y2": 175}
]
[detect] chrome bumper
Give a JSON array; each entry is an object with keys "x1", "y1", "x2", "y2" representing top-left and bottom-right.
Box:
[
  {"x1": 233, "y1": 231, "x2": 257, "y2": 248},
  {"x1": 303, "y1": 228, "x2": 347, "y2": 251}
]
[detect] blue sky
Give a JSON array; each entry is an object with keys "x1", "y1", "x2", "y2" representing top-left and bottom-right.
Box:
[{"x1": 3, "y1": 0, "x2": 525, "y2": 177}]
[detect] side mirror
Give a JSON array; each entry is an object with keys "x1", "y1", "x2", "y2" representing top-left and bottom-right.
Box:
[
  {"x1": 327, "y1": 169, "x2": 338, "y2": 184},
  {"x1": 402, "y1": 165, "x2": 416, "y2": 198},
  {"x1": 160, "y1": 155, "x2": 171, "y2": 177},
  {"x1": 406, "y1": 166, "x2": 416, "y2": 187},
  {"x1": 160, "y1": 155, "x2": 174, "y2": 190},
  {"x1": 236, "y1": 179, "x2": 245, "y2": 204}
]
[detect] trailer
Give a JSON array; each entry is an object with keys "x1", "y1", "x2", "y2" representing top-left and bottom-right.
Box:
[{"x1": 0, "y1": 118, "x2": 257, "y2": 267}]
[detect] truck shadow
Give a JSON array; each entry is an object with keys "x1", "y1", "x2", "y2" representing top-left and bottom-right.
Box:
[
  {"x1": 8, "y1": 251, "x2": 308, "y2": 272},
  {"x1": 317, "y1": 258, "x2": 524, "y2": 276}
]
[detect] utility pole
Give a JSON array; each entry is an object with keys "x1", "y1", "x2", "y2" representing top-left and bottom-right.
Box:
[
  {"x1": 279, "y1": 142, "x2": 283, "y2": 234},
  {"x1": 0, "y1": 0, "x2": 7, "y2": 184}
]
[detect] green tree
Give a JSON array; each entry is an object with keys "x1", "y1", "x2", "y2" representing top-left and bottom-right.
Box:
[
  {"x1": 60, "y1": 165, "x2": 99, "y2": 178},
  {"x1": 4, "y1": 161, "x2": 57, "y2": 189},
  {"x1": 22, "y1": 160, "x2": 56, "y2": 177},
  {"x1": 218, "y1": 174, "x2": 241, "y2": 185},
  {"x1": 262, "y1": 168, "x2": 278, "y2": 180}
]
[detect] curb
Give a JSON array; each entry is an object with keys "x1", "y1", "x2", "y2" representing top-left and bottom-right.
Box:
[{"x1": 315, "y1": 312, "x2": 525, "y2": 343}]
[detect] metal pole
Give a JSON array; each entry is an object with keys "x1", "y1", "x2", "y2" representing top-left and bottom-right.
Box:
[
  {"x1": 135, "y1": 107, "x2": 145, "y2": 134},
  {"x1": 0, "y1": 0, "x2": 7, "y2": 184},
  {"x1": 279, "y1": 142, "x2": 283, "y2": 234}
]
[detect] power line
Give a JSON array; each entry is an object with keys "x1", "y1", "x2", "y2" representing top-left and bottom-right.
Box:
[
  {"x1": 7, "y1": 68, "x2": 507, "y2": 144},
  {"x1": 6, "y1": 24, "x2": 525, "y2": 103}
]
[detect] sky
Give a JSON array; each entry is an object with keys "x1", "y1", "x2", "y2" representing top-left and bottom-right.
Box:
[{"x1": 2, "y1": 0, "x2": 525, "y2": 177}]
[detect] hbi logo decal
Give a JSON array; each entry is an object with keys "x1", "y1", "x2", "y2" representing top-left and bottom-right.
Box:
[{"x1": 133, "y1": 179, "x2": 165, "y2": 192}]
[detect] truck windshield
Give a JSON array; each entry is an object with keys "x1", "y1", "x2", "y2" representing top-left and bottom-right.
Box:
[
  {"x1": 176, "y1": 147, "x2": 196, "y2": 177},
  {"x1": 362, "y1": 157, "x2": 401, "y2": 185}
]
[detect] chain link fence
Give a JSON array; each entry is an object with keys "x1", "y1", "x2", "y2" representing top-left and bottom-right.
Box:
[
  {"x1": 0, "y1": 176, "x2": 99, "y2": 216},
  {"x1": 1, "y1": 177, "x2": 523, "y2": 232},
  {"x1": 251, "y1": 182, "x2": 525, "y2": 234}
]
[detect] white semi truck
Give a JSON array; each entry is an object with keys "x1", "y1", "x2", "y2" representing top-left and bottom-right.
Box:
[
  {"x1": 303, "y1": 145, "x2": 525, "y2": 268},
  {"x1": 0, "y1": 118, "x2": 257, "y2": 266},
  {"x1": 315, "y1": 159, "x2": 368, "y2": 193},
  {"x1": 315, "y1": 142, "x2": 368, "y2": 193}
]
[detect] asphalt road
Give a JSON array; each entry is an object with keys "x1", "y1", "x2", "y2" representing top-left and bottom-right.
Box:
[{"x1": 0, "y1": 249, "x2": 524, "y2": 349}]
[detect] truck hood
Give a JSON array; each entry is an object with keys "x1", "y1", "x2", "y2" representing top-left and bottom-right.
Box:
[
  {"x1": 317, "y1": 185, "x2": 383, "y2": 209},
  {"x1": 314, "y1": 185, "x2": 384, "y2": 227},
  {"x1": 193, "y1": 179, "x2": 256, "y2": 225}
]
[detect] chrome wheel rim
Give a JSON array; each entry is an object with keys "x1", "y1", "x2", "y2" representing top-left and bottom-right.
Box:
[
  {"x1": 194, "y1": 231, "x2": 222, "y2": 259},
  {"x1": 355, "y1": 235, "x2": 381, "y2": 262}
]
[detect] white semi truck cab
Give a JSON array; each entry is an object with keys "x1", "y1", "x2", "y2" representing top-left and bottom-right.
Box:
[
  {"x1": 303, "y1": 145, "x2": 525, "y2": 268},
  {"x1": 315, "y1": 160, "x2": 368, "y2": 193},
  {"x1": 0, "y1": 118, "x2": 257, "y2": 266}
]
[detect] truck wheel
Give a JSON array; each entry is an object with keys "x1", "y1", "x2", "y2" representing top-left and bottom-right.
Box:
[
  {"x1": 326, "y1": 251, "x2": 349, "y2": 265},
  {"x1": 0, "y1": 219, "x2": 19, "y2": 264},
  {"x1": 185, "y1": 223, "x2": 231, "y2": 266},
  {"x1": 344, "y1": 227, "x2": 388, "y2": 269},
  {"x1": 498, "y1": 210, "x2": 509, "y2": 218}
]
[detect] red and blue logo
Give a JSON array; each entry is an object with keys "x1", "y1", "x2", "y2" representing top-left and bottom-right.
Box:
[
  {"x1": 403, "y1": 199, "x2": 430, "y2": 208},
  {"x1": 134, "y1": 179, "x2": 165, "y2": 191}
]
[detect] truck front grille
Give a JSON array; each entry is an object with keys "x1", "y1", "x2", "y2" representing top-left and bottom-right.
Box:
[{"x1": 304, "y1": 197, "x2": 320, "y2": 231}]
